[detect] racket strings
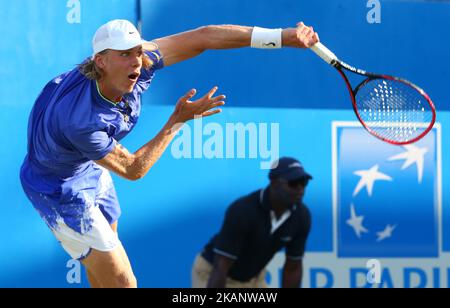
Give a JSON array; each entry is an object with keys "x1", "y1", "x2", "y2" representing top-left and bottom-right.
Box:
[{"x1": 355, "y1": 79, "x2": 434, "y2": 143}]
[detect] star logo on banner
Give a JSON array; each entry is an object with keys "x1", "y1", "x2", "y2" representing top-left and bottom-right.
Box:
[
  {"x1": 338, "y1": 126, "x2": 436, "y2": 250},
  {"x1": 388, "y1": 145, "x2": 428, "y2": 183},
  {"x1": 353, "y1": 165, "x2": 393, "y2": 197},
  {"x1": 376, "y1": 225, "x2": 397, "y2": 242},
  {"x1": 346, "y1": 204, "x2": 369, "y2": 238}
]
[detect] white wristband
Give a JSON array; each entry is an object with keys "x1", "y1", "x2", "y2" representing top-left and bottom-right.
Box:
[{"x1": 251, "y1": 27, "x2": 283, "y2": 49}]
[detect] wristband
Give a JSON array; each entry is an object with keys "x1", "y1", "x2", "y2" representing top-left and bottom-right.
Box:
[{"x1": 251, "y1": 27, "x2": 282, "y2": 49}]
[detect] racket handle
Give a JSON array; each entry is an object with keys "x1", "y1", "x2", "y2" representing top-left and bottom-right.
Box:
[{"x1": 310, "y1": 42, "x2": 338, "y2": 65}]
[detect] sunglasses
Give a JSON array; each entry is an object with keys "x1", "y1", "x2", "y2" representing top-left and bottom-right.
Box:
[{"x1": 281, "y1": 178, "x2": 309, "y2": 188}]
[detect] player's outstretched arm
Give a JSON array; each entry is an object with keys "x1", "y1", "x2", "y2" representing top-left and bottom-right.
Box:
[
  {"x1": 95, "y1": 87, "x2": 225, "y2": 181},
  {"x1": 146, "y1": 22, "x2": 319, "y2": 67}
]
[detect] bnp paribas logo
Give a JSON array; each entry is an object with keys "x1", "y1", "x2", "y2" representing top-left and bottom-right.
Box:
[
  {"x1": 334, "y1": 122, "x2": 441, "y2": 258},
  {"x1": 267, "y1": 122, "x2": 445, "y2": 287}
]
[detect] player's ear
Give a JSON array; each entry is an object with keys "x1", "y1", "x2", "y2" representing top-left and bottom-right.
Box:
[{"x1": 94, "y1": 52, "x2": 108, "y2": 69}]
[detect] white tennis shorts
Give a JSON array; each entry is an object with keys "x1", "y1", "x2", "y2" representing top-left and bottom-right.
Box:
[{"x1": 52, "y1": 204, "x2": 120, "y2": 260}]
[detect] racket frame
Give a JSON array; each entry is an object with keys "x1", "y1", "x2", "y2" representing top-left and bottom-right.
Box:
[{"x1": 311, "y1": 43, "x2": 436, "y2": 145}]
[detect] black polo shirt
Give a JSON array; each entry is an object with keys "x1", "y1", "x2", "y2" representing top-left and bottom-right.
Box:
[{"x1": 202, "y1": 187, "x2": 311, "y2": 282}]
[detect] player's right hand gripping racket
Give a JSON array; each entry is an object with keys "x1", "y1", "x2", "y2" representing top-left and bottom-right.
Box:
[{"x1": 310, "y1": 42, "x2": 436, "y2": 145}]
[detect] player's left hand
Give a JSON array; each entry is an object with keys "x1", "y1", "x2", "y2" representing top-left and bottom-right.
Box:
[
  {"x1": 283, "y1": 22, "x2": 320, "y2": 48},
  {"x1": 172, "y1": 87, "x2": 226, "y2": 124}
]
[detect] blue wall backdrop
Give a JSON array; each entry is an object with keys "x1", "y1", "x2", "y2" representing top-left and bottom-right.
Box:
[{"x1": 0, "y1": 0, "x2": 449, "y2": 288}]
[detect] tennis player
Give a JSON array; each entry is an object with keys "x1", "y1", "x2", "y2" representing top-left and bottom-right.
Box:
[{"x1": 20, "y1": 19, "x2": 319, "y2": 288}]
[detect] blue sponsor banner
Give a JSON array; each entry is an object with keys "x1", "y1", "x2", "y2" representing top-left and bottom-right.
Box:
[{"x1": 335, "y1": 123, "x2": 440, "y2": 258}]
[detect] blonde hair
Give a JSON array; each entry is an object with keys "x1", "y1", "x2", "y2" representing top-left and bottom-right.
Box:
[{"x1": 78, "y1": 49, "x2": 153, "y2": 80}]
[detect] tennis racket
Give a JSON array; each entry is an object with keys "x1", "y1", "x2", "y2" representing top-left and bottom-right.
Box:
[{"x1": 310, "y1": 42, "x2": 436, "y2": 145}]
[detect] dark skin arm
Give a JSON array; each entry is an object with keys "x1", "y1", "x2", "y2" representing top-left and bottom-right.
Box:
[
  {"x1": 210, "y1": 255, "x2": 303, "y2": 288},
  {"x1": 207, "y1": 254, "x2": 235, "y2": 288},
  {"x1": 282, "y1": 258, "x2": 303, "y2": 288}
]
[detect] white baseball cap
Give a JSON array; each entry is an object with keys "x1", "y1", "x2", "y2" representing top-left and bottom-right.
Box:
[{"x1": 92, "y1": 19, "x2": 146, "y2": 57}]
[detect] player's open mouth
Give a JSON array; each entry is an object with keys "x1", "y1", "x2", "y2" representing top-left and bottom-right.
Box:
[{"x1": 128, "y1": 73, "x2": 140, "y2": 81}]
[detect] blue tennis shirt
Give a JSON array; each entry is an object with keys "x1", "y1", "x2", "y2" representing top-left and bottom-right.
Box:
[{"x1": 20, "y1": 50, "x2": 164, "y2": 233}]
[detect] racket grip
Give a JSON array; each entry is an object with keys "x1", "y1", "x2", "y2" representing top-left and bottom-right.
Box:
[{"x1": 310, "y1": 42, "x2": 338, "y2": 65}]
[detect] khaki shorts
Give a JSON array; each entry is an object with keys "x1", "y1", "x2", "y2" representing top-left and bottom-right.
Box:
[{"x1": 191, "y1": 254, "x2": 268, "y2": 288}]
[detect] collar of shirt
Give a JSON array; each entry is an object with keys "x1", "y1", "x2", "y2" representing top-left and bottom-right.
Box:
[
  {"x1": 94, "y1": 81, "x2": 132, "y2": 123},
  {"x1": 259, "y1": 187, "x2": 294, "y2": 234},
  {"x1": 95, "y1": 80, "x2": 121, "y2": 106}
]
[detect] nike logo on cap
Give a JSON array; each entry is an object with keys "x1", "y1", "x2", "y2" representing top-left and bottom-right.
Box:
[{"x1": 263, "y1": 42, "x2": 277, "y2": 47}]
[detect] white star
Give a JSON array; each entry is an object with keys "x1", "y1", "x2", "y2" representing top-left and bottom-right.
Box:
[
  {"x1": 388, "y1": 145, "x2": 428, "y2": 183},
  {"x1": 353, "y1": 165, "x2": 393, "y2": 197},
  {"x1": 376, "y1": 224, "x2": 397, "y2": 242},
  {"x1": 346, "y1": 204, "x2": 369, "y2": 238}
]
